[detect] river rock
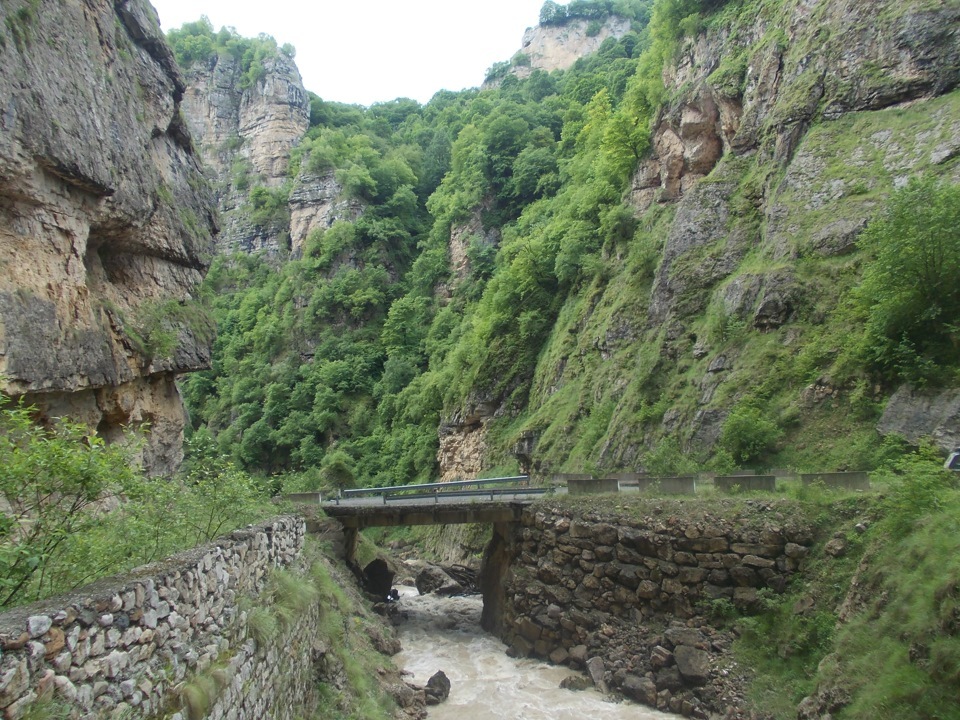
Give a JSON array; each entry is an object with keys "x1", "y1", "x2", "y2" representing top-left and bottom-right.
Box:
[
  {"x1": 560, "y1": 675, "x2": 593, "y2": 691},
  {"x1": 415, "y1": 566, "x2": 463, "y2": 596},
  {"x1": 586, "y1": 656, "x2": 607, "y2": 692},
  {"x1": 424, "y1": 670, "x2": 451, "y2": 705},
  {"x1": 568, "y1": 644, "x2": 589, "y2": 666},
  {"x1": 674, "y1": 646, "x2": 711, "y2": 686},
  {"x1": 622, "y1": 674, "x2": 658, "y2": 705},
  {"x1": 655, "y1": 666, "x2": 684, "y2": 692}
]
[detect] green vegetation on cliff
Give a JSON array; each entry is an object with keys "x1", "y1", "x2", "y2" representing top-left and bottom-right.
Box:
[
  {"x1": 0, "y1": 396, "x2": 273, "y2": 608},
  {"x1": 167, "y1": 16, "x2": 293, "y2": 87},
  {"x1": 730, "y1": 450, "x2": 960, "y2": 719},
  {"x1": 178, "y1": 0, "x2": 960, "y2": 493}
]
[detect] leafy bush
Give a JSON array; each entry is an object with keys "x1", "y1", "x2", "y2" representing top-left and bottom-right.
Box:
[
  {"x1": 641, "y1": 436, "x2": 698, "y2": 476},
  {"x1": 872, "y1": 444, "x2": 958, "y2": 539},
  {"x1": 854, "y1": 177, "x2": 960, "y2": 386},
  {"x1": 0, "y1": 402, "x2": 271, "y2": 608},
  {"x1": 0, "y1": 396, "x2": 136, "y2": 607},
  {"x1": 719, "y1": 403, "x2": 782, "y2": 465},
  {"x1": 248, "y1": 184, "x2": 290, "y2": 227}
]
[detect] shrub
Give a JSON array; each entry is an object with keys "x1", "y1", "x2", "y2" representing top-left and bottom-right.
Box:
[
  {"x1": 873, "y1": 444, "x2": 958, "y2": 539},
  {"x1": 719, "y1": 403, "x2": 782, "y2": 465},
  {"x1": 0, "y1": 396, "x2": 135, "y2": 607},
  {"x1": 0, "y1": 403, "x2": 271, "y2": 608},
  {"x1": 854, "y1": 177, "x2": 960, "y2": 385}
]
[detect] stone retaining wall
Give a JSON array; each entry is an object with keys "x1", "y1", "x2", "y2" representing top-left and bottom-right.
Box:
[
  {"x1": 500, "y1": 502, "x2": 814, "y2": 717},
  {"x1": 0, "y1": 516, "x2": 315, "y2": 720}
]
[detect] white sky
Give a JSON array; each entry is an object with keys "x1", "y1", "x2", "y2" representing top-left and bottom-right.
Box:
[{"x1": 149, "y1": 0, "x2": 547, "y2": 106}]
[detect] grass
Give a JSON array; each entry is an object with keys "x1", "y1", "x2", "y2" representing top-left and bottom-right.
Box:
[
  {"x1": 181, "y1": 675, "x2": 218, "y2": 720},
  {"x1": 309, "y1": 553, "x2": 396, "y2": 720},
  {"x1": 731, "y1": 452, "x2": 960, "y2": 719},
  {"x1": 246, "y1": 605, "x2": 279, "y2": 645}
]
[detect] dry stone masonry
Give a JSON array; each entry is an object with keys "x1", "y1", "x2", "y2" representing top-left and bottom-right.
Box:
[
  {"x1": 0, "y1": 517, "x2": 317, "y2": 720},
  {"x1": 499, "y1": 501, "x2": 814, "y2": 717}
]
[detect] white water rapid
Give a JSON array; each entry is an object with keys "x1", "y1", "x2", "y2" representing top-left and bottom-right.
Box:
[{"x1": 394, "y1": 586, "x2": 681, "y2": 720}]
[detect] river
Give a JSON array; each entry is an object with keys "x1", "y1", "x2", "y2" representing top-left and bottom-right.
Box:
[{"x1": 394, "y1": 586, "x2": 680, "y2": 720}]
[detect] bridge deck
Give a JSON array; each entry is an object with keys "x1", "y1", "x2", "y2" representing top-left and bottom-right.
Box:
[{"x1": 322, "y1": 499, "x2": 533, "y2": 528}]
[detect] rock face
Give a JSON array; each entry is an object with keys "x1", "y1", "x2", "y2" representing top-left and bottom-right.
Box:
[
  {"x1": 180, "y1": 48, "x2": 367, "y2": 258},
  {"x1": 182, "y1": 51, "x2": 308, "y2": 184},
  {"x1": 447, "y1": 202, "x2": 501, "y2": 285},
  {"x1": 288, "y1": 171, "x2": 364, "y2": 257},
  {"x1": 518, "y1": 0, "x2": 960, "y2": 469},
  {"x1": 437, "y1": 401, "x2": 498, "y2": 482},
  {"x1": 180, "y1": 50, "x2": 309, "y2": 254},
  {"x1": 515, "y1": 16, "x2": 634, "y2": 76},
  {"x1": 0, "y1": 0, "x2": 218, "y2": 474},
  {"x1": 878, "y1": 385, "x2": 960, "y2": 452}
]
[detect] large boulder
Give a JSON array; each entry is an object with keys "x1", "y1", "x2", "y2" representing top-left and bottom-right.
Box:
[
  {"x1": 424, "y1": 671, "x2": 451, "y2": 705},
  {"x1": 415, "y1": 565, "x2": 464, "y2": 596}
]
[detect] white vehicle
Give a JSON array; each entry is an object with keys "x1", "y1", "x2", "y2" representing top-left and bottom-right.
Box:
[{"x1": 945, "y1": 449, "x2": 960, "y2": 471}]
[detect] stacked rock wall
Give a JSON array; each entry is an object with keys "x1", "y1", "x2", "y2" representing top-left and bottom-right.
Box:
[
  {"x1": 499, "y1": 501, "x2": 814, "y2": 717},
  {"x1": 0, "y1": 516, "x2": 318, "y2": 720}
]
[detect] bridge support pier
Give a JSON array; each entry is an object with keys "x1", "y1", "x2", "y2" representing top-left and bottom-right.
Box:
[
  {"x1": 343, "y1": 527, "x2": 359, "y2": 565},
  {"x1": 480, "y1": 521, "x2": 516, "y2": 635}
]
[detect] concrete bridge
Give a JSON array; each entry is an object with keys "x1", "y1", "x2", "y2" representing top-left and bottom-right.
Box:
[
  {"x1": 314, "y1": 477, "x2": 546, "y2": 632},
  {"x1": 317, "y1": 475, "x2": 552, "y2": 555}
]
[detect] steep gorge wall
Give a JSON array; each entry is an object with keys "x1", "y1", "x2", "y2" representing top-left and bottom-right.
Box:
[
  {"x1": 180, "y1": 51, "x2": 311, "y2": 255},
  {"x1": 493, "y1": 501, "x2": 814, "y2": 717},
  {"x1": 517, "y1": 16, "x2": 634, "y2": 75},
  {"x1": 0, "y1": 0, "x2": 218, "y2": 473},
  {"x1": 512, "y1": 0, "x2": 960, "y2": 473},
  {"x1": 180, "y1": 50, "x2": 366, "y2": 258}
]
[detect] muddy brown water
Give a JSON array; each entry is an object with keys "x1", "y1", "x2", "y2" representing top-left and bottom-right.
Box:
[{"x1": 394, "y1": 586, "x2": 680, "y2": 720}]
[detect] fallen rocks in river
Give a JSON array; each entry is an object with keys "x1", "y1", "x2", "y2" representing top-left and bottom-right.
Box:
[
  {"x1": 398, "y1": 669, "x2": 453, "y2": 715},
  {"x1": 425, "y1": 670, "x2": 452, "y2": 705},
  {"x1": 559, "y1": 674, "x2": 593, "y2": 691},
  {"x1": 415, "y1": 563, "x2": 479, "y2": 596}
]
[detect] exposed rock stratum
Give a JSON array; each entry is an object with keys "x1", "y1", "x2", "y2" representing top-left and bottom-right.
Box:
[{"x1": 0, "y1": 0, "x2": 217, "y2": 474}]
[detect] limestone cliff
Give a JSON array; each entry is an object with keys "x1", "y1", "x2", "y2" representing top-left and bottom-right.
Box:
[
  {"x1": 179, "y1": 49, "x2": 368, "y2": 257},
  {"x1": 180, "y1": 50, "x2": 309, "y2": 254},
  {"x1": 287, "y1": 170, "x2": 364, "y2": 257},
  {"x1": 0, "y1": 0, "x2": 217, "y2": 474},
  {"x1": 516, "y1": 15, "x2": 634, "y2": 75},
  {"x1": 619, "y1": 0, "x2": 960, "y2": 460}
]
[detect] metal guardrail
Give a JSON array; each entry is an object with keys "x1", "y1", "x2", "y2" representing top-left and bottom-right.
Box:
[
  {"x1": 329, "y1": 475, "x2": 533, "y2": 505},
  {"x1": 379, "y1": 486, "x2": 553, "y2": 504}
]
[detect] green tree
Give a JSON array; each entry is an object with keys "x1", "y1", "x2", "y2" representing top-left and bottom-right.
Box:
[
  {"x1": 854, "y1": 177, "x2": 960, "y2": 385},
  {"x1": 0, "y1": 397, "x2": 136, "y2": 606},
  {"x1": 540, "y1": 1, "x2": 568, "y2": 24}
]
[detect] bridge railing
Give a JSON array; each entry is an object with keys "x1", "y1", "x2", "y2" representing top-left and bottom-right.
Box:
[{"x1": 330, "y1": 475, "x2": 533, "y2": 505}]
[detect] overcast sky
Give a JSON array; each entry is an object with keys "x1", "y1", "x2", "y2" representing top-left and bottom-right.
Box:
[{"x1": 149, "y1": 0, "x2": 547, "y2": 106}]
